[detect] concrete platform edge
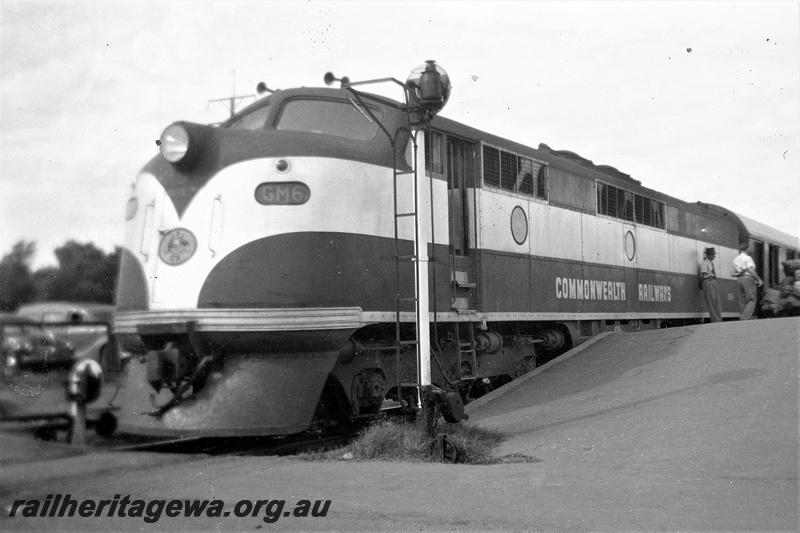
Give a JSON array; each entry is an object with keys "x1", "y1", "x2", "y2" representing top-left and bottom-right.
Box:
[{"x1": 465, "y1": 331, "x2": 615, "y2": 414}]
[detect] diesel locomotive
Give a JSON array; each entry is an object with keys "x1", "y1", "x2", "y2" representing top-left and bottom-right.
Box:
[{"x1": 112, "y1": 62, "x2": 799, "y2": 437}]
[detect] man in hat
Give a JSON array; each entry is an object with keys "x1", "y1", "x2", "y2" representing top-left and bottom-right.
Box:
[
  {"x1": 731, "y1": 242, "x2": 763, "y2": 320},
  {"x1": 700, "y1": 247, "x2": 722, "y2": 322}
]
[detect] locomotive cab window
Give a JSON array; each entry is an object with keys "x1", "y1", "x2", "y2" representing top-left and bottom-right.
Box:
[
  {"x1": 276, "y1": 98, "x2": 383, "y2": 141},
  {"x1": 226, "y1": 101, "x2": 272, "y2": 130}
]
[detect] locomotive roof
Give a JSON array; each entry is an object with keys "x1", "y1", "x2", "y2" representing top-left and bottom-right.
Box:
[
  {"x1": 432, "y1": 113, "x2": 643, "y2": 186},
  {"x1": 429, "y1": 112, "x2": 733, "y2": 223}
]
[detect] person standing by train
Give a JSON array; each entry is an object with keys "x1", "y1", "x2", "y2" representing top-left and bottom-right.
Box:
[
  {"x1": 731, "y1": 242, "x2": 763, "y2": 320},
  {"x1": 775, "y1": 260, "x2": 800, "y2": 316},
  {"x1": 700, "y1": 247, "x2": 723, "y2": 322}
]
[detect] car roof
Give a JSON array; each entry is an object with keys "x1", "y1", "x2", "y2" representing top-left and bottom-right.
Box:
[
  {"x1": 0, "y1": 312, "x2": 37, "y2": 325},
  {"x1": 15, "y1": 301, "x2": 115, "y2": 322}
]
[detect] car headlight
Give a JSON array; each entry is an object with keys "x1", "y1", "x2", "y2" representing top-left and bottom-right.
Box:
[
  {"x1": 4, "y1": 353, "x2": 18, "y2": 370},
  {"x1": 160, "y1": 123, "x2": 189, "y2": 163}
]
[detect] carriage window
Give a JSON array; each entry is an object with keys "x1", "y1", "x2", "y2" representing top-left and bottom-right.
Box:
[{"x1": 276, "y1": 99, "x2": 383, "y2": 141}]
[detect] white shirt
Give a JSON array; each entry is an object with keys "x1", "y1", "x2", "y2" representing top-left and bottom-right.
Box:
[{"x1": 733, "y1": 252, "x2": 755, "y2": 274}]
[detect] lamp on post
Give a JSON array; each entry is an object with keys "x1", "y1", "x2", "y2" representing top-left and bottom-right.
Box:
[
  {"x1": 404, "y1": 61, "x2": 457, "y2": 438},
  {"x1": 406, "y1": 60, "x2": 451, "y2": 122}
]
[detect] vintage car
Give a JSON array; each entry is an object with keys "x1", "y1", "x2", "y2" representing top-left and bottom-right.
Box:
[
  {"x1": 1, "y1": 313, "x2": 76, "y2": 376},
  {"x1": 15, "y1": 302, "x2": 124, "y2": 373},
  {"x1": 1, "y1": 311, "x2": 119, "y2": 437}
]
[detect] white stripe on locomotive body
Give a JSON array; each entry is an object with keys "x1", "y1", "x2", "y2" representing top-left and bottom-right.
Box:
[
  {"x1": 122, "y1": 145, "x2": 741, "y2": 320},
  {"x1": 123, "y1": 156, "x2": 449, "y2": 310},
  {"x1": 472, "y1": 186, "x2": 738, "y2": 278}
]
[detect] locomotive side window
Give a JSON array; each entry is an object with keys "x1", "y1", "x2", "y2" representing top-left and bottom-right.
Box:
[
  {"x1": 500, "y1": 151, "x2": 517, "y2": 191},
  {"x1": 481, "y1": 145, "x2": 548, "y2": 200},
  {"x1": 620, "y1": 189, "x2": 634, "y2": 221},
  {"x1": 598, "y1": 182, "x2": 633, "y2": 221},
  {"x1": 276, "y1": 98, "x2": 383, "y2": 141},
  {"x1": 226, "y1": 102, "x2": 272, "y2": 130},
  {"x1": 635, "y1": 196, "x2": 652, "y2": 226},
  {"x1": 597, "y1": 180, "x2": 664, "y2": 229},
  {"x1": 483, "y1": 146, "x2": 501, "y2": 187},
  {"x1": 650, "y1": 199, "x2": 665, "y2": 229},
  {"x1": 535, "y1": 163, "x2": 547, "y2": 199},
  {"x1": 517, "y1": 159, "x2": 535, "y2": 195}
]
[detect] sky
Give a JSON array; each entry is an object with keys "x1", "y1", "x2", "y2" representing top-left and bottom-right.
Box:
[{"x1": 1, "y1": 0, "x2": 799, "y2": 269}]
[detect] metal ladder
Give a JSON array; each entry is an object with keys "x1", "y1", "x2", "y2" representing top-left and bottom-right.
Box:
[
  {"x1": 452, "y1": 322, "x2": 478, "y2": 380},
  {"x1": 392, "y1": 131, "x2": 422, "y2": 406}
]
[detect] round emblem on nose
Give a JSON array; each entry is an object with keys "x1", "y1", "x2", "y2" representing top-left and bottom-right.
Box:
[{"x1": 158, "y1": 228, "x2": 197, "y2": 266}]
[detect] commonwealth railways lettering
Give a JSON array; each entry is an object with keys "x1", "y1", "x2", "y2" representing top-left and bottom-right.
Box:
[
  {"x1": 555, "y1": 278, "x2": 673, "y2": 303},
  {"x1": 555, "y1": 277, "x2": 626, "y2": 301}
]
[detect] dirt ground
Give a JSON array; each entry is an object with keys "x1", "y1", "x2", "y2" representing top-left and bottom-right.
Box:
[{"x1": 1, "y1": 318, "x2": 797, "y2": 532}]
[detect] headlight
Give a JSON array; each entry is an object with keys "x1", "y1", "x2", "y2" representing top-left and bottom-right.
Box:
[
  {"x1": 160, "y1": 123, "x2": 189, "y2": 163},
  {"x1": 4, "y1": 353, "x2": 18, "y2": 370}
]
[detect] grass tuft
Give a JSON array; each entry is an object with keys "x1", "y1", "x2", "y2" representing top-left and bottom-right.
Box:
[
  {"x1": 350, "y1": 419, "x2": 434, "y2": 461},
  {"x1": 302, "y1": 418, "x2": 507, "y2": 464}
]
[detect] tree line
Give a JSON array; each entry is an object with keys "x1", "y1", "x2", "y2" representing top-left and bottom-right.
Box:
[{"x1": 0, "y1": 240, "x2": 120, "y2": 312}]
